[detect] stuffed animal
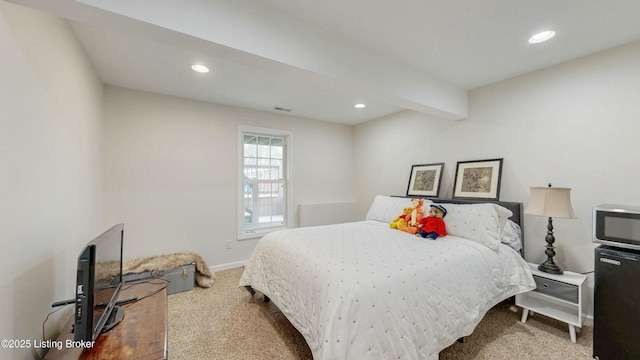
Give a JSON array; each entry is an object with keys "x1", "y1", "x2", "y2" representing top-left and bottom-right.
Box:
[
  {"x1": 400, "y1": 198, "x2": 425, "y2": 234},
  {"x1": 416, "y1": 205, "x2": 447, "y2": 240},
  {"x1": 389, "y1": 206, "x2": 413, "y2": 229},
  {"x1": 408, "y1": 198, "x2": 425, "y2": 227}
]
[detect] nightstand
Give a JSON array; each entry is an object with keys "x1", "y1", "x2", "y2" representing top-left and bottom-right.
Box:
[{"x1": 515, "y1": 263, "x2": 587, "y2": 343}]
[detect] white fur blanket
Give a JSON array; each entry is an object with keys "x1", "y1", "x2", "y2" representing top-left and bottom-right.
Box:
[{"x1": 122, "y1": 252, "x2": 215, "y2": 288}]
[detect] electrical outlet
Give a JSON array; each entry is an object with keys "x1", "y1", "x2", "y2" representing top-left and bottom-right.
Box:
[{"x1": 226, "y1": 239, "x2": 232, "y2": 249}]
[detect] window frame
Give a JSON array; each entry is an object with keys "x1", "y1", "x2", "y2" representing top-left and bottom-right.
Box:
[{"x1": 237, "y1": 125, "x2": 293, "y2": 240}]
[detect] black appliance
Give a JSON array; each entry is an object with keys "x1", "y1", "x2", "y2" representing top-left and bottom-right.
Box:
[{"x1": 593, "y1": 245, "x2": 640, "y2": 359}]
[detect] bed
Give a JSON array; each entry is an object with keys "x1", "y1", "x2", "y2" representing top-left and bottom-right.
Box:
[{"x1": 239, "y1": 195, "x2": 535, "y2": 359}]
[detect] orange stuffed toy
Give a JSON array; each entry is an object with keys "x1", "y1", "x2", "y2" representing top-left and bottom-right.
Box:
[{"x1": 400, "y1": 198, "x2": 425, "y2": 235}]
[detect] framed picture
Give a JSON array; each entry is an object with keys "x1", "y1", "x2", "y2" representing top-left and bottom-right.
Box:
[
  {"x1": 452, "y1": 158, "x2": 503, "y2": 200},
  {"x1": 406, "y1": 163, "x2": 444, "y2": 197}
]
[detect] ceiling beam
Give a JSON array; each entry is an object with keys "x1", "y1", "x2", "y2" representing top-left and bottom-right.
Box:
[{"x1": 8, "y1": 0, "x2": 468, "y2": 120}]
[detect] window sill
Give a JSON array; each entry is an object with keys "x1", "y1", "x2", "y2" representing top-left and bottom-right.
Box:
[{"x1": 238, "y1": 226, "x2": 287, "y2": 240}]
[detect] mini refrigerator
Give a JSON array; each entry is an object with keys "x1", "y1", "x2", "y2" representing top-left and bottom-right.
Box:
[{"x1": 593, "y1": 245, "x2": 640, "y2": 360}]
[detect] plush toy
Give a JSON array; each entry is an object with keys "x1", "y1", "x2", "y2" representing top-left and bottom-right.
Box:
[
  {"x1": 400, "y1": 198, "x2": 425, "y2": 234},
  {"x1": 408, "y1": 198, "x2": 424, "y2": 226},
  {"x1": 416, "y1": 205, "x2": 447, "y2": 240},
  {"x1": 389, "y1": 206, "x2": 413, "y2": 229}
]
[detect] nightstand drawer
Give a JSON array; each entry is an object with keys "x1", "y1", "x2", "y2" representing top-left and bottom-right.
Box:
[{"x1": 532, "y1": 275, "x2": 578, "y2": 303}]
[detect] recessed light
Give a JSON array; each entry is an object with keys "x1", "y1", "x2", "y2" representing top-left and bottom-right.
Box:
[
  {"x1": 529, "y1": 30, "x2": 556, "y2": 44},
  {"x1": 354, "y1": 103, "x2": 366, "y2": 109},
  {"x1": 191, "y1": 64, "x2": 210, "y2": 73}
]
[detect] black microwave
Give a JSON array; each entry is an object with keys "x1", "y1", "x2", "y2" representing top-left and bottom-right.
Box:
[{"x1": 593, "y1": 204, "x2": 640, "y2": 251}]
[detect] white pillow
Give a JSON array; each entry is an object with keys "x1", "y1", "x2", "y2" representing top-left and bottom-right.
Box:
[
  {"x1": 441, "y1": 203, "x2": 513, "y2": 250},
  {"x1": 365, "y1": 195, "x2": 433, "y2": 223},
  {"x1": 501, "y1": 220, "x2": 523, "y2": 253}
]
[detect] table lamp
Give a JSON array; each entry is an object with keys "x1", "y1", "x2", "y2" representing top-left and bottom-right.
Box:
[{"x1": 525, "y1": 183, "x2": 576, "y2": 274}]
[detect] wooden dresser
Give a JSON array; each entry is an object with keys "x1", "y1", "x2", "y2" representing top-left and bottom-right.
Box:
[{"x1": 44, "y1": 281, "x2": 168, "y2": 360}]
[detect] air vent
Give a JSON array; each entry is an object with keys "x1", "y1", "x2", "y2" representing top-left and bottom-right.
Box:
[{"x1": 273, "y1": 106, "x2": 292, "y2": 112}]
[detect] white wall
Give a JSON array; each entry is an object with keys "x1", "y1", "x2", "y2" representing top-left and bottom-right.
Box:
[
  {"x1": 102, "y1": 86, "x2": 355, "y2": 268},
  {"x1": 4, "y1": 2, "x2": 639, "y2": 352},
  {"x1": 353, "y1": 40, "x2": 640, "y2": 318},
  {"x1": 0, "y1": 3, "x2": 104, "y2": 359}
]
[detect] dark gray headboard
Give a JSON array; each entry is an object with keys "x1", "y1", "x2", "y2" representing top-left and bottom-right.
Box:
[{"x1": 394, "y1": 196, "x2": 525, "y2": 257}]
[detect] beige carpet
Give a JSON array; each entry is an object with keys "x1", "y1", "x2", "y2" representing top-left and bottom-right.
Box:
[{"x1": 168, "y1": 267, "x2": 593, "y2": 359}]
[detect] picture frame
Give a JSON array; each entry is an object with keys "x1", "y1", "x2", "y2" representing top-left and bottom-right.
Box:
[
  {"x1": 452, "y1": 158, "x2": 503, "y2": 200},
  {"x1": 406, "y1": 163, "x2": 445, "y2": 198}
]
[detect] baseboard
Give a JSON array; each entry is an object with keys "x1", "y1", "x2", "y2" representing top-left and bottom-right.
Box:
[{"x1": 210, "y1": 260, "x2": 247, "y2": 273}]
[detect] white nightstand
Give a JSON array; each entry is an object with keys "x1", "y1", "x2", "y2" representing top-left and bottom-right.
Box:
[{"x1": 515, "y1": 263, "x2": 587, "y2": 343}]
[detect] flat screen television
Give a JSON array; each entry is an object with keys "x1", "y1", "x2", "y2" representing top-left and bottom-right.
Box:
[{"x1": 74, "y1": 223, "x2": 125, "y2": 341}]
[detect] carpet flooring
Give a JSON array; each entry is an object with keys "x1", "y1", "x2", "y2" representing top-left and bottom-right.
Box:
[{"x1": 168, "y1": 267, "x2": 593, "y2": 359}]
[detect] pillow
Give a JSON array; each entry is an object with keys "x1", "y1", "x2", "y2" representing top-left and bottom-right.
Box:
[
  {"x1": 501, "y1": 220, "x2": 523, "y2": 253},
  {"x1": 441, "y1": 203, "x2": 513, "y2": 250},
  {"x1": 365, "y1": 195, "x2": 433, "y2": 223}
]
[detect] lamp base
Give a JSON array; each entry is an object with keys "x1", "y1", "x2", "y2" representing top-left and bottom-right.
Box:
[
  {"x1": 538, "y1": 260, "x2": 563, "y2": 275},
  {"x1": 538, "y1": 216, "x2": 564, "y2": 275}
]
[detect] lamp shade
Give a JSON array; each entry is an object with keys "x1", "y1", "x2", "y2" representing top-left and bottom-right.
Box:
[{"x1": 525, "y1": 187, "x2": 576, "y2": 219}]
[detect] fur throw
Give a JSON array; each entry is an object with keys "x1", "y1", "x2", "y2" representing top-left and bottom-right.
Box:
[{"x1": 123, "y1": 252, "x2": 215, "y2": 288}]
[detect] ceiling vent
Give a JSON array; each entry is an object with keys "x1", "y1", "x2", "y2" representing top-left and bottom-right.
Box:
[{"x1": 273, "y1": 106, "x2": 292, "y2": 112}]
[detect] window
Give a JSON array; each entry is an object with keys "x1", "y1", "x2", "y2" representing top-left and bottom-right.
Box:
[{"x1": 238, "y1": 127, "x2": 291, "y2": 239}]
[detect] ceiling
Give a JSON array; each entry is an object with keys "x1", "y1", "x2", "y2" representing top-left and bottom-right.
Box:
[{"x1": 8, "y1": 0, "x2": 640, "y2": 125}]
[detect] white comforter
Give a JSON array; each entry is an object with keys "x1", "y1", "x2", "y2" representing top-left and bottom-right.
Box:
[{"x1": 239, "y1": 221, "x2": 535, "y2": 359}]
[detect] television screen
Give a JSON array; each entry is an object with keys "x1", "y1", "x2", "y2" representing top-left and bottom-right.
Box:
[{"x1": 75, "y1": 224, "x2": 124, "y2": 341}]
